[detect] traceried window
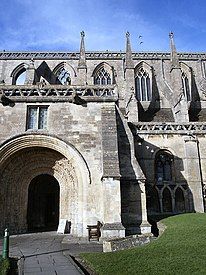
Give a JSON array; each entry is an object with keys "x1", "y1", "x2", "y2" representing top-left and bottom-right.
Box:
[
  {"x1": 56, "y1": 68, "x2": 71, "y2": 85},
  {"x1": 155, "y1": 151, "x2": 173, "y2": 182},
  {"x1": 27, "y1": 106, "x2": 48, "y2": 130},
  {"x1": 94, "y1": 67, "x2": 111, "y2": 85},
  {"x1": 181, "y1": 72, "x2": 191, "y2": 101},
  {"x1": 135, "y1": 68, "x2": 151, "y2": 101}
]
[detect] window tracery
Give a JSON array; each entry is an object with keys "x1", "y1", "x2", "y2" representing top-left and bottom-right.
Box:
[
  {"x1": 94, "y1": 67, "x2": 112, "y2": 85},
  {"x1": 56, "y1": 68, "x2": 71, "y2": 85},
  {"x1": 135, "y1": 67, "x2": 152, "y2": 101}
]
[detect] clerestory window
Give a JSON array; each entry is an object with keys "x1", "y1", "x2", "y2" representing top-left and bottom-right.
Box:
[
  {"x1": 27, "y1": 106, "x2": 48, "y2": 130},
  {"x1": 181, "y1": 72, "x2": 191, "y2": 101},
  {"x1": 135, "y1": 68, "x2": 152, "y2": 101},
  {"x1": 94, "y1": 67, "x2": 111, "y2": 85},
  {"x1": 13, "y1": 68, "x2": 26, "y2": 85},
  {"x1": 56, "y1": 68, "x2": 71, "y2": 85}
]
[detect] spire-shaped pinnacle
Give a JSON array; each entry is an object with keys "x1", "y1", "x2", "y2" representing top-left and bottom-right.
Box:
[
  {"x1": 78, "y1": 31, "x2": 86, "y2": 68},
  {"x1": 169, "y1": 32, "x2": 179, "y2": 70},
  {"x1": 125, "y1": 31, "x2": 134, "y2": 69}
]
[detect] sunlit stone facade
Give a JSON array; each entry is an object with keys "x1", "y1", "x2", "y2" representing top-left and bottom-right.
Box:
[{"x1": 0, "y1": 32, "x2": 206, "y2": 238}]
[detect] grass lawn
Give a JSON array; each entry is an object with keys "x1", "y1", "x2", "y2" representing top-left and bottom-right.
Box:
[
  {"x1": 81, "y1": 213, "x2": 206, "y2": 275},
  {"x1": 0, "y1": 257, "x2": 10, "y2": 275}
]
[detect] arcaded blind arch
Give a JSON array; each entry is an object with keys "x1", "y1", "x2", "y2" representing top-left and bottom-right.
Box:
[
  {"x1": 93, "y1": 64, "x2": 112, "y2": 85},
  {"x1": 135, "y1": 64, "x2": 152, "y2": 101}
]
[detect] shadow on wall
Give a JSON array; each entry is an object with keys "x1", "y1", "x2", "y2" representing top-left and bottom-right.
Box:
[
  {"x1": 132, "y1": 135, "x2": 195, "y2": 235},
  {"x1": 189, "y1": 71, "x2": 202, "y2": 121},
  {"x1": 36, "y1": 61, "x2": 59, "y2": 84},
  {"x1": 116, "y1": 110, "x2": 143, "y2": 236}
]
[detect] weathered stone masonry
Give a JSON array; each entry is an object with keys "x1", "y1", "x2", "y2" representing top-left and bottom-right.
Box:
[{"x1": 0, "y1": 32, "x2": 206, "y2": 238}]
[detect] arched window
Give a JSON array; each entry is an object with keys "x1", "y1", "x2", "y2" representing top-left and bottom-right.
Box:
[
  {"x1": 147, "y1": 186, "x2": 160, "y2": 214},
  {"x1": 182, "y1": 72, "x2": 191, "y2": 101},
  {"x1": 162, "y1": 188, "x2": 172, "y2": 212},
  {"x1": 53, "y1": 62, "x2": 76, "y2": 85},
  {"x1": 56, "y1": 68, "x2": 71, "y2": 85},
  {"x1": 155, "y1": 151, "x2": 173, "y2": 183},
  {"x1": 135, "y1": 67, "x2": 151, "y2": 101},
  {"x1": 13, "y1": 68, "x2": 26, "y2": 85},
  {"x1": 175, "y1": 188, "x2": 185, "y2": 213},
  {"x1": 94, "y1": 67, "x2": 112, "y2": 85}
]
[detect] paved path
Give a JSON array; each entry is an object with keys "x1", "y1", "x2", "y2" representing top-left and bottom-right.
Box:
[{"x1": 0, "y1": 232, "x2": 102, "y2": 274}]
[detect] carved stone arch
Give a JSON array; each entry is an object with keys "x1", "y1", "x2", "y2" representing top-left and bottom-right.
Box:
[
  {"x1": 0, "y1": 134, "x2": 90, "y2": 182},
  {"x1": 154, "y1": 148, "x2": 174, "y2": 159},
  {"x1": 10, "y1": 63, "x2": 28, "y2": 84},
  {"x1": 92, "y1": 62, "x2": 114, "y2": 85},
  {"x1": 0, "y1": 134, "x2": 90, "y2": 236}
]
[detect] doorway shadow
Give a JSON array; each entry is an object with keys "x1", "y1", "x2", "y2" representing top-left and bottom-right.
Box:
[{"x1": 27, "y1": 174, "x2": 60, "y2": 233}]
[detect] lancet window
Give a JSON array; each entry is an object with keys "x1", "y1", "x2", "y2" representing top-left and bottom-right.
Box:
[
  {"x1": 135, "y1": 67, "x2": 152, "y2": 101},
  {"x1": 181, "y1": 72, "x2": 191, "y2": 101},
  {"x1": 12, "y1": 67, "x2": 26, "y2": 85},
  {"x1": 94, "y1": 67, "x2": 112, "y2": 85}
]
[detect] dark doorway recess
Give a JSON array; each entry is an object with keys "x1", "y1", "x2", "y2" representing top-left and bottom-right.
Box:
[{"x1": 27, "y1": 174, "x2": 60, "y2": 232}]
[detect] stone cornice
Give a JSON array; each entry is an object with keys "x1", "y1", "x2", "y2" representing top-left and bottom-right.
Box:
[
  {"x1": 0, "y1": 51, "x2": 206, "y2": 60},
  {"x1": 131, "y1": 122, "x2": 206, "y2": 135}
]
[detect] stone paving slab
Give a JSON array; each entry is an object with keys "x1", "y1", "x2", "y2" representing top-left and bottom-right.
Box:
[{"x1": 1, "y1": 232, "x2": 97, "y2": 274}]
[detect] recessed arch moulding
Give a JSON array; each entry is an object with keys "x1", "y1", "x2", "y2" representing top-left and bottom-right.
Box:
[{"x1": 0, "y1": 134, "x2": 92, "y2": 236}]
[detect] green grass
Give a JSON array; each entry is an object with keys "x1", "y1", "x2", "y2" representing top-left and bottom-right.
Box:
[
  {"x1": 81, "y1": 213, "x2": 206, "y2": 275},
  {"x1": 0, "y1": 257, "x2": 10, "y2": 275}
]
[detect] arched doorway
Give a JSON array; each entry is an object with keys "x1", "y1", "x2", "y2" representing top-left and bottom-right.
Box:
[{"x1": 27, "y1": 174, "x2": 60, "y2": 232}]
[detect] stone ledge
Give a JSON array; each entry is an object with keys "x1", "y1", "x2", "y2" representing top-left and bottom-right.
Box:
[{"x1": 103, "y1": 233, "x2": 155, "y2": 252}]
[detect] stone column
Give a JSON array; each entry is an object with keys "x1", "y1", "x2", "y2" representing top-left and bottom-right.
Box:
[
  {"x1": 139, "y1": 180, "x2": 151, "y2": 234},
  {"x1": 101, "y1": 177, "x2": 125, "y2": 238},
  {"x1": 184, "y1": 135, "x2": 204, "y2": 212}
]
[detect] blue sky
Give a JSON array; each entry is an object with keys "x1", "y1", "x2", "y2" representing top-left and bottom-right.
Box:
[{"x1": 0, "y1": 0, "x2": 205, "y2": 52}]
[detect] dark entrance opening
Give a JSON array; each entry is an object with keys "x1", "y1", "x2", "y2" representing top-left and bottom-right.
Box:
[{"x1": 27, "y1": 174, "x2": 60, "y2": 232}]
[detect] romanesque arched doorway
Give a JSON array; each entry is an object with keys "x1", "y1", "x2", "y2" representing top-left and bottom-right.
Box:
[
  {"x1": 0, "y1": 134, "x2": 90, "y2": 236},
  {"x1": 27, "y1": 174, "x2": 60, "y2": 232}
]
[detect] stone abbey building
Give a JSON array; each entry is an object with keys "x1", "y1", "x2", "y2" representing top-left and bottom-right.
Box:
[{"x1": 0, "y1": 32, "x2": 206, "y2": 238}]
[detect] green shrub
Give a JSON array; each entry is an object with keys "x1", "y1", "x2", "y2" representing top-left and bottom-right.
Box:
[{"x1": 0, "y1": 257, "x2": 10, "y2": 275}]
